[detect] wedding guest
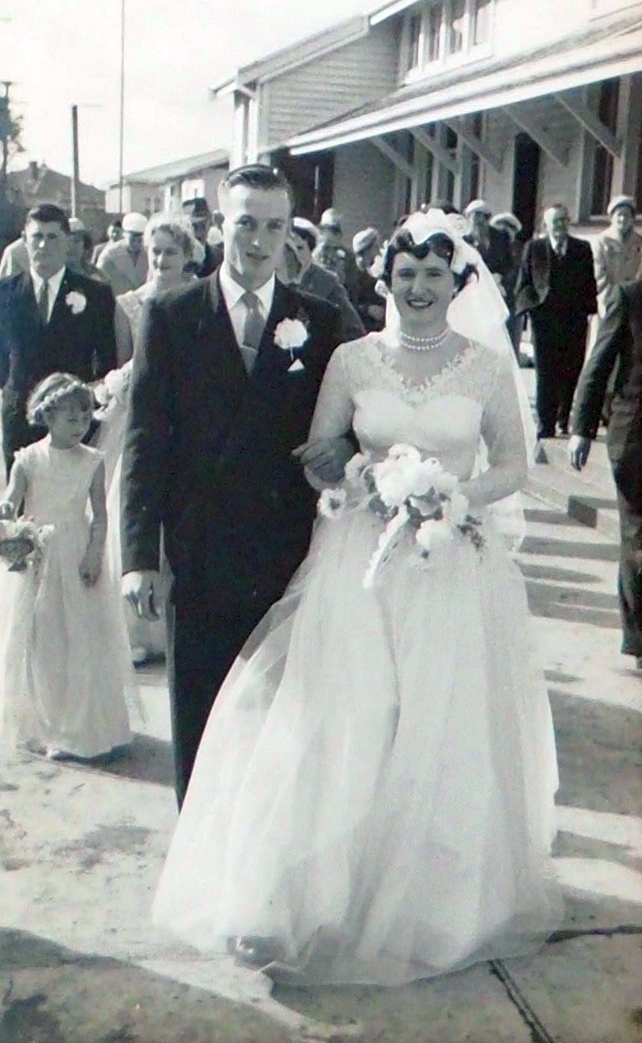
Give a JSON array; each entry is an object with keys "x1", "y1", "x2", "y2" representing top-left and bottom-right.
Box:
[
  {"x1": 0, "y1": 203, "x2": 116, "y2": 474},
  {"x1": 352, "y1": 226, "x2": 385, "y2": 332},
  {"x1": 593, "y1": 195, "x2": 642, "y2": 314},
  {"x1": 67, "y1": 219, "x2": 109, "y2": 284},
  {"x1": 570, "y1": 278, "x2": 642, "y2": 670},
  {"x1": 490, "y1": 211, "x2": 525, "y2": 358},
  {"x1": 290, "y1": 217, "x2": 365, "y2": 341},
  {"x1": 97, "y1": 212, "x2": 148, "y2": 296},
  {"x1": 464, "y1": 199, "x2": 513, "y2": 293},
  {"x1": 153, "y1": 209, "x2": 561, "y2": 985},
  {"x1": 0, "y1": 373, "x2": 133, "y2": 760},
  {"x1": 120, "y1": 164, "x2": 346, "y2": 806},
  {"x1": 515, "y1": 203, "x2": 597, "y2": 457},
  {"x1": 313, "y1": 208, "x2": 360, "y2": 304},
  {"x1": 0, "y1": 233, "x2": 30, "y2": 279},
  {"x1": 92, "y1": 220, "x2": 123, "y2": 265},
  {"x1": 182, "y1": 198, "x2": 221, "y2": 277}
]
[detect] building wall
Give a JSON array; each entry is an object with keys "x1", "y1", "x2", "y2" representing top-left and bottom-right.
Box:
[
  {"x1": 104, "y1": 183, "x2": 163, "y2": 215},
  {"x1": 260, "y1": 23, "x2": 400, "y2": 152},
  {"x1": 332, "y1": 141, "x2": 397, "y2": 242}
]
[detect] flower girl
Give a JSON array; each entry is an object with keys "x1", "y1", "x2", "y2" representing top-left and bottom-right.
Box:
[{"x1": 0, "y1": 373, "x2": 133, "y2": 759}]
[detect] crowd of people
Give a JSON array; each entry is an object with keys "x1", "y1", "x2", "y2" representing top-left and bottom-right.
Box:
[{"x1": 0, "y1": 166, "x2": 640, "y2": 987}]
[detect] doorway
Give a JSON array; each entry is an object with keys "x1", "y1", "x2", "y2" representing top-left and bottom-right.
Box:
[{"x1": 512, "y1": 132, "x2": 540, "y2": 240}]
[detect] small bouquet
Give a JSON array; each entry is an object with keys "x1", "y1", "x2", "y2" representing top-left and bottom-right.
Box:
[
  {"x1": 0, "y1": 518, "x2": 53, "y2": 573},
  {"x1": 319, "y1": 444, "x2": 484, "y2": 587},
  {"x1": 93, "y1": 361, "x2": 132, "y2": 418}
]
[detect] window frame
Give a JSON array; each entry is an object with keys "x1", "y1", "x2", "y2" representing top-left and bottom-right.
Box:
[{"x1": 401, "y1": 0, "x2": 494, "y2": 82}]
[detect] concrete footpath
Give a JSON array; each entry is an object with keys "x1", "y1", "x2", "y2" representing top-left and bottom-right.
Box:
[{"x1": 1, "y1": 399, "x2": 642, "y2": 1041}]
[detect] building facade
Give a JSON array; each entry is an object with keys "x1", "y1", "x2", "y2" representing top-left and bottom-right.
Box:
[
  {"x1": 214, "y1": 0, "x2": 642, "y2": 243},
  {"x1": 104, "y1": 149, "x2": 229, "y2": 216}
]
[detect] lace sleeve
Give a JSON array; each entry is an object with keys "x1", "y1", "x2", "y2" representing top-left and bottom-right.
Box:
[
  {"x1": 460, "y1": 352, "x2": 528, "y2": 508},
  {"x1": 308, "y1": 344, "x2": 355, "y2": 441}
]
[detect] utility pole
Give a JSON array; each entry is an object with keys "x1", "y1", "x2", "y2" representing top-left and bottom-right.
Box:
[
  {"x1": 0, "y1": 80, "x2": 14, "y2": 203},
  {"x1": 71, "y1": 104, "x2": 80, "y2": 217},
  {"x1": 118, "y1": 0, "x2": 126, "y2": 213}
]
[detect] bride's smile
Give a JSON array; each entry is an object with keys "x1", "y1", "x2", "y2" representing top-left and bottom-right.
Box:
[{"x1": 390, "y1": 251, "x2": 455, "y2": 332}]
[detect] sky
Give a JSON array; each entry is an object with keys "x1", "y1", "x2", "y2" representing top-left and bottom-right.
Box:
[{"x1": 0, "y1": 0, "x2": 370, "y2": 188}]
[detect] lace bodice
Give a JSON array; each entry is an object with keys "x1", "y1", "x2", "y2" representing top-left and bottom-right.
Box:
[{"x1": 309, "y1": 333, "x2": 527, "y2": 508}]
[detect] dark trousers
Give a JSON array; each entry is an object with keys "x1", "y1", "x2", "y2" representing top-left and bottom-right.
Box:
[
  {"x1": 165, "y1": 568, "x2": 278, "y2": 808},
  {"x1": 531, "y1": 312, "x2": 588, "y2": 437},
  {"x1": 610, "y1": 443, "x2": 642, "y2": 657}
]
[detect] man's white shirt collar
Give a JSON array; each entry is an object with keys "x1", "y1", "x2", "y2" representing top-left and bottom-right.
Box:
[
  {"x1": 549, "y1": 237, "x2": 567, "y2": 257},
  {"x1": 219, "y1": 265, "x2": 275, "y2": 317},
  {"x1": 30, "y1": 266, "x2": 66, "y2": 320}
]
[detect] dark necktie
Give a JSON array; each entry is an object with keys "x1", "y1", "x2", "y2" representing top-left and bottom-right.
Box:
[
  {"x1": 37, "y1": 279, "x2": 49, "y2": 324},
  {"x1": 240, "y1": 291, "x2": 265, "y2": 372}
]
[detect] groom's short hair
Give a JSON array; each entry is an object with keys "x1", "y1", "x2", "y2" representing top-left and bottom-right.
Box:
[
  {"x1": 25, "y1": 203, "x2": 70, "y2": 234},
  {"x1": 219, "y1": 164, "x2": 294, "y2": 212}
]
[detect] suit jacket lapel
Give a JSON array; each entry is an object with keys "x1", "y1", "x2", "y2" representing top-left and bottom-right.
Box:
[{"x1": 202, "y1": 274, "x2": 249, "y2": 387}]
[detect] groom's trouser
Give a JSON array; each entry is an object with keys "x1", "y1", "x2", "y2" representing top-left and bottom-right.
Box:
[{"x1": 166, "y1": 571, "x2": 271, "y2": 809}]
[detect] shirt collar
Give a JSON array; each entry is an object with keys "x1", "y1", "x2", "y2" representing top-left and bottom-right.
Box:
[
  {"x1": 31, "y1": 265, "x2": 66, "y2": 297},
  {"x1": 549, "y1": 236, "x2": 567, "y2": 255},
  {"x1": 219, "y1": 264, "x2": 275, "y2": 315}
]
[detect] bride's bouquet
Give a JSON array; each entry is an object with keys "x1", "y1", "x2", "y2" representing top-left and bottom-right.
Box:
[
  {"x1": 93, "y1": 361, "x2": 133, "y2": 420},
  {"x1": 318, "y1": 444, "x2": 483, "y2": 587},
  {"x1": 0, "y1": 518, "x2": 53, "y2": 574}
]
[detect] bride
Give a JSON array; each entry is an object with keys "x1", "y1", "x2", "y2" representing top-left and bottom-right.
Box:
[{"x1": 152, "y1": 210, "x2": 563, "y2": 986}]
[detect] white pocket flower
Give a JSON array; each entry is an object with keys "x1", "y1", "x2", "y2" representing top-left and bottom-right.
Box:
[
  {"x1": 274, "y1": 317, "x2": 309, "y2": 352},
  {"x1": 65, "y1": 290, "x2": 87, "y2": 315},
  {"x1": 318, "y1": 487, "x2": 347, "y2": 519}
]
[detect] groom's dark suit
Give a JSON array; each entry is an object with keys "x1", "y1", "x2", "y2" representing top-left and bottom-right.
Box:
[
  {"x1": 121, "y1": 274, "x2": 342, "y2": 803},
  {"x1": 0, "y1": 267, "x2": 116, "y2": 471}
]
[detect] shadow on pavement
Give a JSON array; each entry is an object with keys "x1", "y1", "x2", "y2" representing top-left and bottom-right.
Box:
[
  {"x1": 0, "y1": 929, "x2": 290, "y2": 1043},
  {"x1": 524, "y1": 507, "x2": 586, "y2": 526},
  {"x1": 526, "y1": 579, "x2": 621, "y2": 629},
  {"x1": 517, "y1": 561, "x2": 602, "y2": 585},
  {"x1": 89, "y1": 734, "x2": 174, "y2": 788},
  {"x1": 521, "y1": 535, "x2": 619, "y2": 561}
]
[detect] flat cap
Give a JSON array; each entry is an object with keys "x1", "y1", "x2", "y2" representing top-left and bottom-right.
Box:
[
  {"x1": 607, "y1": 194, "x2": 636, "y2": 216},
  {"x1": 319, "y1": 207, "x2": 342, "y2": 228},
  {"x1": 352, "y1": 226, "x2": 379, "y2": 254},
  {"x1": 121, "y1": 212, "x2": 148, "y2": 233},
  {"x1": 490, "y1": 212, "x2": 522, "y2": 234},
  {"x1": 464, "y1": 198, "x2": 493, "y2": 217}
]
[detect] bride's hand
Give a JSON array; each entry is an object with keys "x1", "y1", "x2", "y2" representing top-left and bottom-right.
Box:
[{"x1": 293, "y1": 437, "x2": 354, "y2": 484}]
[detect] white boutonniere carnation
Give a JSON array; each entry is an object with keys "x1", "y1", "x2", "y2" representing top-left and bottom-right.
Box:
[
  {"x1": 318, "y1": 487, "x2": 347, "y2": 519},
  {"x1": 274, "y1": 316, "x2": 309, "y2": 364},
  {"x1": 65, "y1": 290, "x2": 87, "y2": 315}
]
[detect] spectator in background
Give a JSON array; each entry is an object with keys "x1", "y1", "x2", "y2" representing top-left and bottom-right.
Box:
[
  {"x1": 593, "y1": 195, "x2": 642, "y2": 315},
  {"x1": 313, "y1": 207, "x2": 360, "y2": 305},
  {"x1": 352, "y1": 226, "x2": 385, "y2": 332},
  {"x1": 490, "y1": 211, "x2": 525, "y2": 359},
  {"x1": 97, "y1": 212, "x2": 148, "y2": 296},
  {"x1": 67, "y1": 218, "x2": 109, "y2": 284},
  {"x1": 464, "y1": 199, "x2": 513, "y2": 294},
  {"x1": 182, "y1": 198, "x2": 220, "y2": 277},
  {"x1": 290, "y1": 217, "x2": 365, "y2": 342},
  {"x1": 92, "y1": 220, "x2": 123, "y2": 265},
  {"x1": 0, "y1": 232, "x2": 30, "y2": 279},
  {"x1": 515, "y1": 203, "x2": 597, "y2": 459}
]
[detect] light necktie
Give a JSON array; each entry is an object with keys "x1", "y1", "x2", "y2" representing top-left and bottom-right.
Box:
[
  {"x1": 240, "y1": 291, "x2": 265, "y2": 373},
  {"x1": 37, "y1": 279, "x2": 49, "y2": 324}
]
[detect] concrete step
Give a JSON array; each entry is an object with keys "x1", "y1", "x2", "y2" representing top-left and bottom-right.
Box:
[{"x1": 525, "y1": 435, "x2": 619, "y2": 541}]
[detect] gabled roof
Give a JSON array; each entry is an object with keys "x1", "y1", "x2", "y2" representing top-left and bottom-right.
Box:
[
  {"x1": 210, "y1": 14, "x2": 370, "y2": 95},
  {"x1": 112, "y1": 149, "x2": 229, "y2": 187},
  {"x1": 9, "y1": 165, "x2": 104, "y2": 204}
]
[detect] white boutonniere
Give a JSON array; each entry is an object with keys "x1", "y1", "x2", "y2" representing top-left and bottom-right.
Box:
[
  {"x1": 274, "y1": 316, "x2": 309, "y2": 366},
  {"x1": 65, "y1": 290, "x2": 87, "y2": 315}
]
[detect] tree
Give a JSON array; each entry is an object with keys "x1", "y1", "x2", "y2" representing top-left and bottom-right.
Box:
[{"x1": 0, "y1": 85, "x2": 24, "y2": 189}]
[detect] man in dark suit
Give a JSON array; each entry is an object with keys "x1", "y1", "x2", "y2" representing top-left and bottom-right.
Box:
[
  {"x1": 121, "y1": 165, "x2": 348, "y2": 806},
  {"x1": 0, "y1": 203, "x2": 116, "y2": 474},
  {"x1": 290, "y1": 217, "x2": 365, "y2": 342},
  {"x1": 182, "y1": 197, "x2": 222, "y2": 278},
  {"x1": 515, "y1": 204, "x2": 597, "y2": 456},
  {"x1": 569, "y1": 280, "x2": 642, "y2": 669}
]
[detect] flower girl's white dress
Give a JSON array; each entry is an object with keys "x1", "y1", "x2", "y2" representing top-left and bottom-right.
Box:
[
  {"x1": 154, "y1": 335, "x2": 562, "y2": 985},
  {"x1": 0, "y1": 438, "x2": 132, "y2": 758}
]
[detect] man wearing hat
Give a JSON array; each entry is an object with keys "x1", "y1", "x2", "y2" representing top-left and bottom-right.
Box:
[
  {"x1": 313, "y1": 208, "x2": 359, "y2": 305},
  {"x1": 290, "y1": 217, "x2": 364, "y2": 342},
  {"x1": 464, "y1": 199, "x2": 513, "y2": 289},
  {"x1": 97, "y1": 211, "x2": 148, "y2": 296},
  {"x1": 352, "y1": 226, "x2": 385, "y2": 333},
  {"x1": 182, "y1": 197, "x2": 222, "y2": 278},
  {"x1": 515, "y1": 203, "x2": 597, "y2": 454},
  {"x1": 490, "y1": 211, "x2": 526, "y2": 358},
  {"x1": 91, "y1": 219, "x2": 123, "y2": 266},
  {"x1": 593, "y1": 196, "x2": 642, "y2": 315}
]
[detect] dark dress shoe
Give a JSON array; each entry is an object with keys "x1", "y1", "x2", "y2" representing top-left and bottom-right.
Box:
[
  {"x1": 231, "y1": 936, "x2": 287, "y2": 967},
  {"x1": 534, "y1": 441, "x2": 549, "y2": 464}
]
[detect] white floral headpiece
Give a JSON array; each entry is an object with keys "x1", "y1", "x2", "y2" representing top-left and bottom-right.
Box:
[
  {"x1": 397, "y1": 209, "x2": 480, "y2": 274},
  {"x1": 28, "y1": 378, "x2": 92, "y2": 424}
]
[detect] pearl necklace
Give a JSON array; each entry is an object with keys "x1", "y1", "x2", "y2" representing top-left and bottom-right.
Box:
[{"x1": 399, "y1": 326, "x2": 450, "y2": 351}]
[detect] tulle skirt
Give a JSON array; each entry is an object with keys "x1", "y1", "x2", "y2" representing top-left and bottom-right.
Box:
[{"x1": 153, "y1": 507, "x2": 562, "y2": 985}]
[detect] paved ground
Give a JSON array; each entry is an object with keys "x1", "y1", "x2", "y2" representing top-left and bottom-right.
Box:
[{"x1": 1, "y1": 369, "x2": 641, "y2": 1042}]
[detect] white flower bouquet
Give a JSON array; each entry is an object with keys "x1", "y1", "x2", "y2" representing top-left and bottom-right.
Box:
[
  {"x1": 93, "y1": 361, "x2": 133, "y2": 416},
  {"x1": 0, "y1": 518, "x2": 53, "y2": 573},
  {"x1": 319, "y1": 444, "x2": 483, "y2": 587}
]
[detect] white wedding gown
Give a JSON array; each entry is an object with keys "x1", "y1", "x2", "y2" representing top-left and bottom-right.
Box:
[{"x1": 153, "y1": 334, "x2": 562, "y2": 985}]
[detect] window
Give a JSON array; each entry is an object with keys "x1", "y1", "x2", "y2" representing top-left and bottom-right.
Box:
[{"x1": 402, "y1": 0, "x2": 493, "y2": 78}]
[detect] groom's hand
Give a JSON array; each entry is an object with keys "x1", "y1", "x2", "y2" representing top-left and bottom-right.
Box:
[
  {"x1": 122, "y1": 569, "x2": 161, "y2": 620},
  {"x1": 293, "y1": 437, "x2": 354, "y2": 483}
]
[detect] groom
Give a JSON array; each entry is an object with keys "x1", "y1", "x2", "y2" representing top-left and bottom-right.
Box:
[{"x1": 121, "y1": 164, "x2": 348, "y2": 806}]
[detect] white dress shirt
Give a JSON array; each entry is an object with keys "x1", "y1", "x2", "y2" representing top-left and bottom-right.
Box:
[
  {"x1": 548, "y1": 237, "x2": 568, "y2": 259},
  {"x1": 31, "y1": 266, "x2": 66, "y2": 322},
  {"x1": 219, "y1": 265, "x2": 275, "y2": 349}
]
